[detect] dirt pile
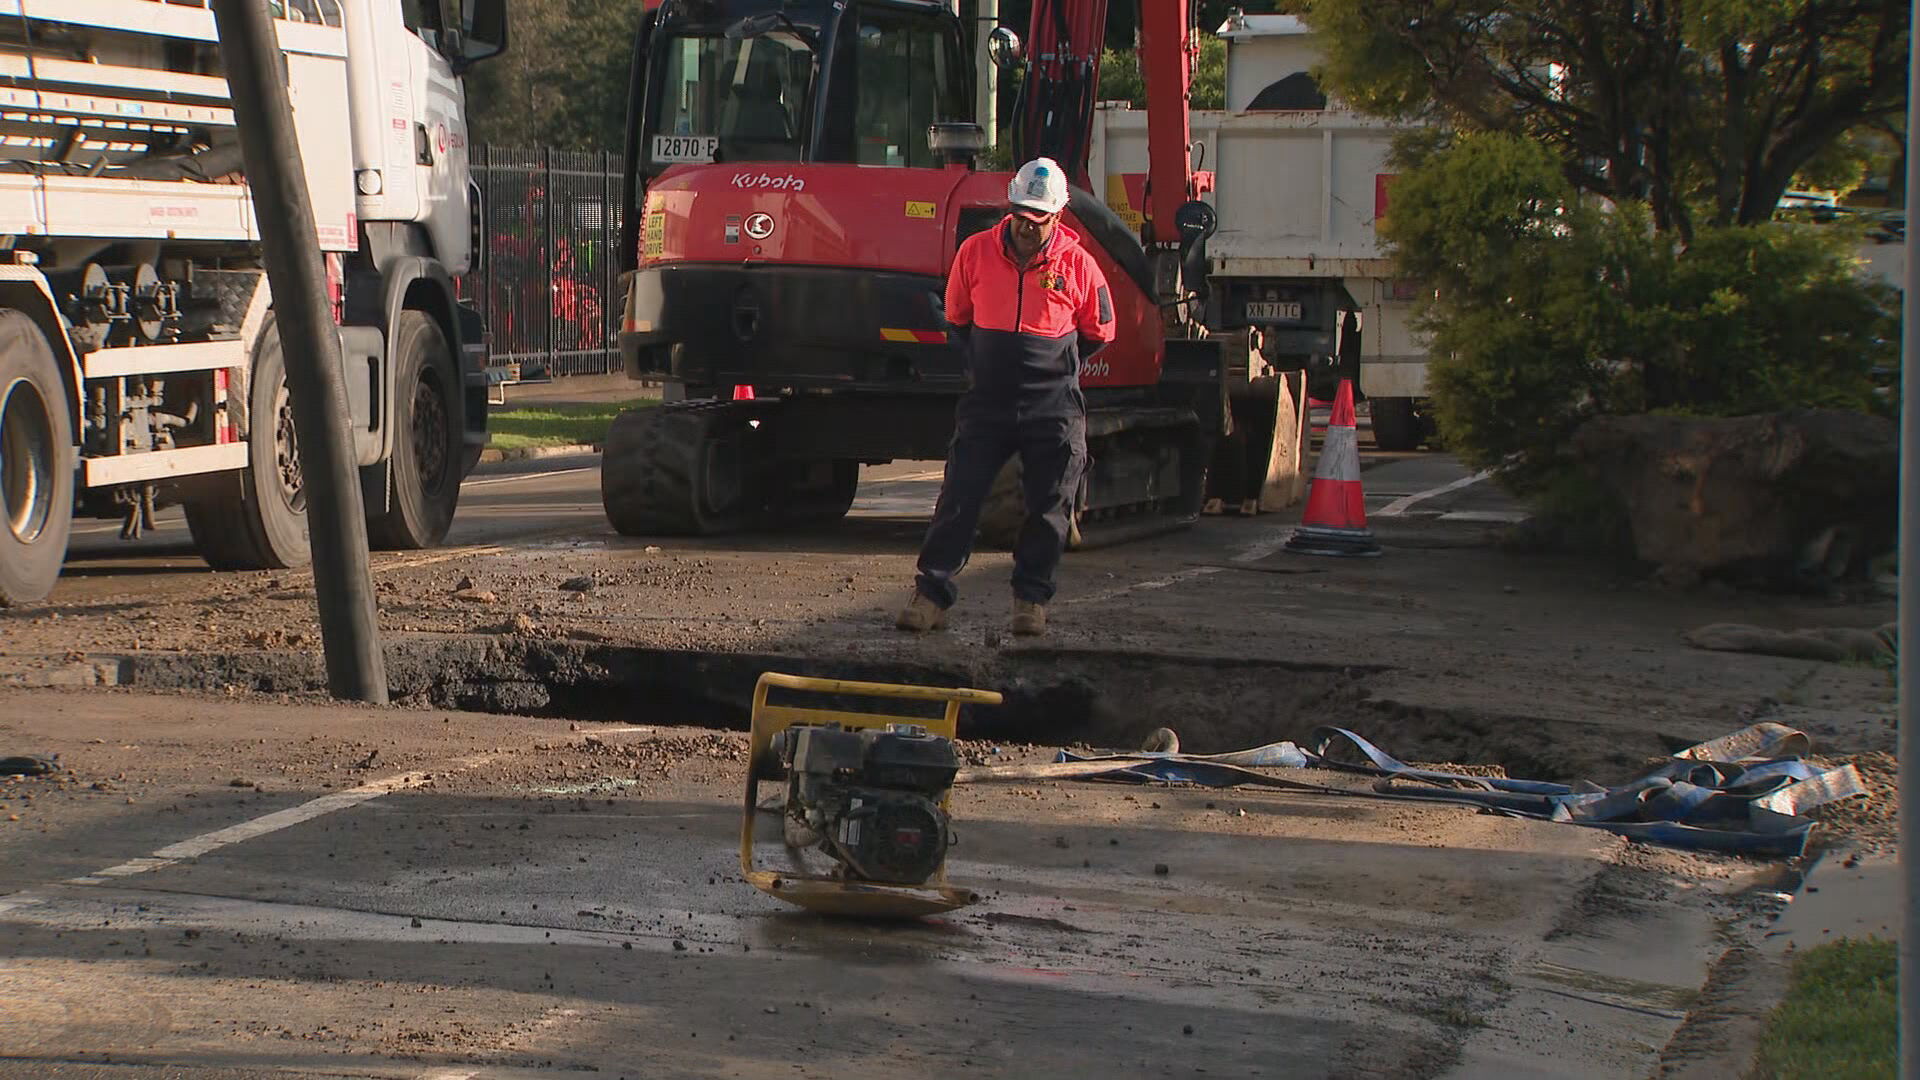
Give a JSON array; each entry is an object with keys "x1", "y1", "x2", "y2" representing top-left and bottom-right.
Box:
[
  {"x1": 1573, "y1": 409, "x2": 1895, "y2": 586},
  {"x1": 1808, "y1": 750, "x2": 1898, "y2": 855}
]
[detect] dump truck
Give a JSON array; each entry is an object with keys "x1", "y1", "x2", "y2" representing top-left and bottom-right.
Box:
[
  {"x1": 1088, "y1": 12, "x2": 1434, "y2": 451},
  {"x1": 0, "y1": 0, "x2": 507, "y2": 605}
]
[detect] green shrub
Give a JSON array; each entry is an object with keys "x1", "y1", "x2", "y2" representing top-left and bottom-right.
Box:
[{"x1": 1384, "y1": 132, "x2": 1898, "y2": 504}]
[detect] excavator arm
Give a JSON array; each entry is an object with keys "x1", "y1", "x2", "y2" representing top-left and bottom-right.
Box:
[
  {"x1": 1016, "y1": 1, "x2": 1213, "y2": 241},
  {"x1": 1015, "y1": 0, "x2": 1215, "y2": 321}
]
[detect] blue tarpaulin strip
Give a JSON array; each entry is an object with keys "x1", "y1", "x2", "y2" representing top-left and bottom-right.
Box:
[
  {"x1": 1042, "y1": 723, "x2": 1852, "y2": 859},
  {"x1": 1305, "y1": 726, "x2": 1575, "y2": 795}
]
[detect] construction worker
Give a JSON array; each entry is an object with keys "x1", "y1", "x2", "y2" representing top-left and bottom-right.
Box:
[{"x1": 896, "y1": 157, "x2": 1115, "y2": 636}]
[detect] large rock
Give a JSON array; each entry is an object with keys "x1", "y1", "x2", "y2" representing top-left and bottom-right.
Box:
[{"x1": 1571, "y1": 409, "x2": 1896, "y2": 586}]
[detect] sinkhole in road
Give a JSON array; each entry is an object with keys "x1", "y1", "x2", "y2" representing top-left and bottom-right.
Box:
[{"x1": 110, "y1": 634, "x2": 1654, "y2": 779}]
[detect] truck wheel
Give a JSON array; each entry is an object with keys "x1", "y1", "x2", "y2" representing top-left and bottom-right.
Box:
[
  {"x1": 0, "y1": 310, "x2": 74, "y2": 606},
  {"x1": 1369, "y1": 396, "x2": 1422, "y2": 452},
  {"x1": 185, "y1": 318, "x2": 311, "y2": 570},
  {"x1": 367, "y1": 312, "x2": 462, "y2": 550}
]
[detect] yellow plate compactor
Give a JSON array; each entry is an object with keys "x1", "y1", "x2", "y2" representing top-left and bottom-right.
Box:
[{"x1": 741, "y1": 672, "x2": 1002, "y2": 919}]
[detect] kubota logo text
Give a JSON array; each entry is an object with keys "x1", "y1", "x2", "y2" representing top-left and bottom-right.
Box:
[{"x1": 732, "y1": 171, "x2": 805, "y2": 192}]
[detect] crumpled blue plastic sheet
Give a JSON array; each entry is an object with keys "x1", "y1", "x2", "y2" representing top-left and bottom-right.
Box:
[{"x1": 1054, "y1": 722, "x2": 1864, "y2": 858}]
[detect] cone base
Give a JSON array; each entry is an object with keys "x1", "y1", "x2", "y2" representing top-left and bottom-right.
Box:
[{"x1": 1284, "y1": 525, "x2": 1382, "y2": 558}]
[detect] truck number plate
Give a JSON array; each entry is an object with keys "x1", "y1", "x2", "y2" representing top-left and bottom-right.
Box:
[
  {"x1": 1245, "y1": 301, "x2": 1303, "y2": 322},
  {"x1": 653, "y1": 135, "x2": 718, "y2": 164}
]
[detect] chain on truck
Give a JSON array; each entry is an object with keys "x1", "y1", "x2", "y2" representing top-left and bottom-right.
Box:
[{"x1": 0, "y1": 0, "x2": 508, "y2": 606}]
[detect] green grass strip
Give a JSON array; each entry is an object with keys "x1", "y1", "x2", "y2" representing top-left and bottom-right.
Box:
[
  {"x1": 1755, "y1": 937, "x2": 1896, "y2": 1079},
  {"x1": 486, "y1": 398, "x2": 654, "y2": 450}
]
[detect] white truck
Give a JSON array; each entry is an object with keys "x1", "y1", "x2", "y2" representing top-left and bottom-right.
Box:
[
  {"x1": 0, "y1": 0, "x2": 505, "y2": 605},
  {"x1": 1087, "y1": 12, "x2": 1433, "y2": 450}
]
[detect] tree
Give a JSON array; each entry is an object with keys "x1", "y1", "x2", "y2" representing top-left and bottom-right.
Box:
[
  {"x1": 1385, "y1": 131, "x2": 1895, "y2": 499},
  {"x1": 465, "y1": 0, "x2": 639, "y2": 151},
  {"x1": 1303, "y1": 0, "x2": 1910, "y2": 238},
  {"x1": 1098, "y1": 36, "x2": 1227, "y2": 109}
]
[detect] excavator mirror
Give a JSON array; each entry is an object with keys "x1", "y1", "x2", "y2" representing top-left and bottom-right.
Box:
[
  {"x1": 987, "y1": 27, "x2": 1023, "y2": 69},
  {"x1": 929, "y1": 122, "x2": 986, "y2": 167}
]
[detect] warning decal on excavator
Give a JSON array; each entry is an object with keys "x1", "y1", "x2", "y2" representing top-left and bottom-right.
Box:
[
  {"x1": 1104, "y1": 174, "x2": 1147, "y2": 231},
  {"x1": 904, "y1": 201, "x2": 936, "y2": 219},
  {"x1": 881, "y1": 328, "x2": 947, "y2": 344},
  {"x1": 642, "y1": 210, "x2": 665, "y2": 259}
]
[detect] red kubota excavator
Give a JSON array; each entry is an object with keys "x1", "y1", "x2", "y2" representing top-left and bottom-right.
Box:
[{"x1": 603, "y1": 0, "x2": 1314, "y2": 546}]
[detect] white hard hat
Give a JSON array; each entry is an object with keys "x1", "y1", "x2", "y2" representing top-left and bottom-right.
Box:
[{"x1": 1008, "y1": 157, "x2": 1069, "y2": 216}]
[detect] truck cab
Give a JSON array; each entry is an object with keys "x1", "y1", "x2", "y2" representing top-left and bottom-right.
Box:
[{"x1": 0, "y1": 0, "x2": 507, "y2": 606}]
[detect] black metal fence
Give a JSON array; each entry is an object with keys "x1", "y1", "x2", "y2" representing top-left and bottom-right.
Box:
[{"x1": 460, "y1": 146, "x2": 626, "y2": 380}]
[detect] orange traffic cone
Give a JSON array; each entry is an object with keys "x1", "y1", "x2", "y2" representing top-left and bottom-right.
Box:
[
  {"x1": 732, "y1": 385, "x2": 755, "y2": 401},
  {"x1": 1284, "y1": 378, "x2": 1381, "y2": 558}
]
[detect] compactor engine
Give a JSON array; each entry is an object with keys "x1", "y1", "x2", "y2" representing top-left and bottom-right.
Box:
[{"x1": 770, "y1": 723, "x2": 959, "y2": 887}]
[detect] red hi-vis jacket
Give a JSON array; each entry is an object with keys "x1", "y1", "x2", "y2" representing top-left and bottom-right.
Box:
[{"x1": 944, "y1": 218, "x2": 1114, "y2": 418}]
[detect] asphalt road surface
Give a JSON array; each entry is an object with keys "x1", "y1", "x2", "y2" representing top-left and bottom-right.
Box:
[
  {"x1": 56, "y1": 442, "x2": 1511, "y2": 606},
  {"x1": 5, "y1": 427, "x2": 1896, "y2": 1080}
]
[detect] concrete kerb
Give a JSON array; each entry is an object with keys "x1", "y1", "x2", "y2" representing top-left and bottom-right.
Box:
[{"x1": 475, "y1": 443, "x2": 602, "y2": 465}]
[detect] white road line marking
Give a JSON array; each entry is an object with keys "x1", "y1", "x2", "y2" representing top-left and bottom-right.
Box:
[
  {"x1": 1063, "y1": 567, "x2": 1217, "y2": 606},
  {"x1": 864, "y1": 469, "x2": 946, "y2": 486},
  {"x1": 1066, "y1": 517, "x2": 1307, "y2": 606},
  {"x1": 0, "y1": 754, "x2": 501, "y2": 918},
  {"x1": 1373, "y1": 469, "x2": 1492, "y2": 518},
  {"x1": 462, "y1": 466, "x2": 597, "y2": 489},
  {"x1": 70, "y1": 757, "x2": 493, "y2": 882}
]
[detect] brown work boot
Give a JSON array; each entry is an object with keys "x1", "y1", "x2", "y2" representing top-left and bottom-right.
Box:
[
  {"x1": 1011, "y1": 600, "x2": 1047, "y2": 637},
  {"x1": 895, "y1": 591, "x2": 947, "y2": 632}
]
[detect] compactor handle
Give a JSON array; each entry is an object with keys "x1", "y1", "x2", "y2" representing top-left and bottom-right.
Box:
[{"x1": 752, "y1": 672, "x2": 1004, "y2": 707}]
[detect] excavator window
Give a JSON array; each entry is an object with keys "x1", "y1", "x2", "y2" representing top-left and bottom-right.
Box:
[
  {"x1": 654, "y1": 34, "x2": 813, "y2": 165},
  {"x1": 817, "y1": 11, "x2": 966, "y2": 168}
]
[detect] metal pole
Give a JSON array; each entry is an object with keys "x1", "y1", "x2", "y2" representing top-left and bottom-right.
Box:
[
  {"x1": 1901, "y1": 0, "x2": 1918, "y2": 1070},
  {"x1": 209, "y1": 0, "x2": 388, "y2": 704},
  {"x1": 602, "y1": 148, "x2": 614, "y2": 374},
  {"x1": 543, "y1": 146, "x2": 555, "y2": 379},
  {"x1": 975, "y1": 0, "x2": 999, "y2": 149}
]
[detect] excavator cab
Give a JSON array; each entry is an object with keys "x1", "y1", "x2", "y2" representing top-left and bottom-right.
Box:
[{"x1": 620, "y1": 0, "x2": 973, "y2": 272}]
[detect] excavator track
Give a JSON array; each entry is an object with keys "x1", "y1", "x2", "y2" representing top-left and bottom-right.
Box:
[
  {"x1": 601, "y1": 399, "x2": 760, "y2": 536},
  {"x1": 600, "y1": 399, "x2": 860, "y2": 537},
  {"x1": 978, "y1": 406, "x2": 1210, "y2": 552}
]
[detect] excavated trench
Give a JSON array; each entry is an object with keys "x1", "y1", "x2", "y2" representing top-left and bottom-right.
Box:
[{"x1": 100, "y1": 633, "x2": 1660, "y2": 781}]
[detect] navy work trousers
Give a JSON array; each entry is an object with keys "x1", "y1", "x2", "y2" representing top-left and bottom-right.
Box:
[{"x1": 913, "y1": 409, "x2": 1088, "y2": 609}]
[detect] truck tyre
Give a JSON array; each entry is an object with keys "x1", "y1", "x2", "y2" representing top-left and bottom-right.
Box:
[
  {"x1": 0, "y1": 310, "x2": 75, "y2": 606},
  {"x1": 367, "y1": 311, "x2": 462, "y2": 550},
  {"x1": 1369, "y1": 396, "x2": 1421, "y2": 452},
  {"x1": 185, "y1": 318, "x2": 311, "y2": 570}
]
